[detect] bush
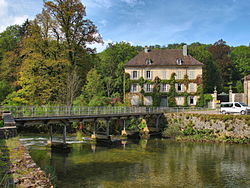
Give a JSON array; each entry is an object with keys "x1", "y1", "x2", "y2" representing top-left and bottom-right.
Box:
[
  {"x1": 163, "y1": 125, "x2": 182, "y2": 138},
  {"x1": 183, "y1": 127, "x2": 196, "y2": 135}
]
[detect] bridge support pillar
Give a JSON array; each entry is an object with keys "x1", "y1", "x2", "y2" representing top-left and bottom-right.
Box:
[
  {"x1": 63, "y1": 124, "x2": 67, "y2": 145},
  {"x1": 48, "y1": 124, "x2": 53, "y2": 145},
  {"x1": 141, "y1": 118, "x2": 150, "y2": 139},
  {"x1": 106, "y1": 119, "x2": 110, "y2": 136},
  {"x1": 121, "y1": 119, "x2": 127, "y2": 136},
  {"x1": 91, "y1": 120, "x2": 97, "y2": 140},
  {"x1": 142, "y1": 119, "x2": 149, "y2": 133},
  {"x1": 156, "y1": 115, "x2": 161, "y2": 129}
]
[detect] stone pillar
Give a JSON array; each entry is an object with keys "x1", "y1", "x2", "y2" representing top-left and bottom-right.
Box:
[
  {"x1": 142, "y1": 119, "x2": 149, "y2": 136},
  {"x1": 48, "y1": 125, "x2": 53, "y2": 145},
  {"x1": 229, "y1": 85, "x2": 233, "y2": 102},
  {"x1": 91, "y1": 120, "x2": 97, "y2": 139},
  {"x1": 121, "y1": 119, "x2": 127, "y2": 136},
  {"x1": 244, "y1": 76, "x2": 250, "y2": 105},
  {"x1": 212, "y1": 86, "x2": 217, "y2": 109},
  {"x1": 106, "y1": 119, "x2": 110, "y2": 136},
  {"x1": 63, "y1": 124, "x2": 67, "y2": 145}
]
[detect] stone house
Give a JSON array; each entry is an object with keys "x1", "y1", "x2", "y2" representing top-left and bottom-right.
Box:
[
  {"x1": 244, "y1": 74, "x2": 250, "y2": 105},
  {"x1": 124, "y1": 45, "x2": 204, "y2": 106}
]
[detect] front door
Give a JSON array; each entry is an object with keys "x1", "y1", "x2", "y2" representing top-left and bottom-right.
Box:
[{"x1": 160, "y1": 97, "x2": 168, "y2": 107}]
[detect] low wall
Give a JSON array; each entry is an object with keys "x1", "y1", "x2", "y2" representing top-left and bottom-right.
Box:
[
  {"x1": 0, "y1": 126, "x2": 17, "y2": 139},
  {"x1": 165, "y1": 113, "x2": 250, "y2": 139}
]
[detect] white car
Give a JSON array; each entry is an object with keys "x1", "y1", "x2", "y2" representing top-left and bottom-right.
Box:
[{"x1": 220, "y1": 102, "x2": 250, "y2": 115}]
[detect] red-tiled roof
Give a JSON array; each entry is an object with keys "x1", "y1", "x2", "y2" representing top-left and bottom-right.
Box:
[{"x1": 124, "y1": 49, "x2": 204, "y2": 67}]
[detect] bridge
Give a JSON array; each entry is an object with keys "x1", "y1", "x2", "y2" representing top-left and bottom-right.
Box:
[{"x1": 0, "y1": 106, "x2": 204, "y2": 147}]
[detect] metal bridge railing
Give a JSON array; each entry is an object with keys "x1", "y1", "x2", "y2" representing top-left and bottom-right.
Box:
[{"x1": 0, "y1": 106, "x2": 212, "y2": 118}]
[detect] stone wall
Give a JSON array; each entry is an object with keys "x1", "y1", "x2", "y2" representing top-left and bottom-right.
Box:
[
  {"x1": 165, "y1": 113, "x2": 250, "y2": 139},
  {"x1": 0, "y1": 126, "x2": 17, "y2": 139}
]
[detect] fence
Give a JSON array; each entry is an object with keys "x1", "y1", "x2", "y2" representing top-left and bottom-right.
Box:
[{"x1": 0, "y1": 106, "x2": 211, "y2": 118}]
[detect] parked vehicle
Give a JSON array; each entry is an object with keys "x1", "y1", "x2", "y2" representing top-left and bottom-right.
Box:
[{"x1": 220, "y1": 102, "x2": 250, "y2": 115}]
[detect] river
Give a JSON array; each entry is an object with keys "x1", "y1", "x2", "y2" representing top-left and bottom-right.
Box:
[{"x1": 20, "y1": 136, "x2": 250, "y2": 188}]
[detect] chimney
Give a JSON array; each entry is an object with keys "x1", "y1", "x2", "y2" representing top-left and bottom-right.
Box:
[{"x1": 183, "y1": 45, "x2": 188, "y2": 56}]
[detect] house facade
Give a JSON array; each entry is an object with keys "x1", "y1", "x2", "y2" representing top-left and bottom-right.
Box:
[
  {"x1": 124, "y1": 45, "x2": 204, "y2": 106},
  {"x1": 244, "y1": 74, "x2": 250, "y2": 106}
]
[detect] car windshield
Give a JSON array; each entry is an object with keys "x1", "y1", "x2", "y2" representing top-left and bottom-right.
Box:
[{"x1": 239, "y1": 102, "x2": 248, "y2": 107}]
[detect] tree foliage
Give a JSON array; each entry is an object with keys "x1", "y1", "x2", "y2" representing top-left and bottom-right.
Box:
[
  {"x1": 231, "y1": 46, "x2": 250, "y2": 77},
  {"x1": 208, "y1": 39, "x2": 233, "y2": 86},
  {"x1": 1, "y1": 0, "x2": 102, "y2": 106},
  {"x1": 96, "y1": 42, "x2": 140, "y2": 98},
  {"x1": 82, "y1": 68, "x2": 105, "y2": 103}
]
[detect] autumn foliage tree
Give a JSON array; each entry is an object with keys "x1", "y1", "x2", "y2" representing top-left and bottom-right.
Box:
[{"x1": 3, "y1": 0, "x2": 102, "y2": 105}]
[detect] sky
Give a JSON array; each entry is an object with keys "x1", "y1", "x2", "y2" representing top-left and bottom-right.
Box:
[{"x1": 0, "y1": 0, "x2": 250, "y2": 52}]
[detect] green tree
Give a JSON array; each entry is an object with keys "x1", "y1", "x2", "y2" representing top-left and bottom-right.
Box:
[
  {"x1": 189, "y1": 43, "x2": 222, "y2": 93},
  {"x1": 0, "y1": 24, "x2": 26, "y2": 89},
  {"x1": 82, "y1": 68, "x2": 105, "y2": 103},
  {"x1": 97, "y1": 42, "x2": 140, "y2": 98},
  {"x1": 44, "y1": 0, "x2": 102, "y2": 65},
  {"x1": 231, "y1": 46, "x2": 250, "y2": 78},
  {"x1": 0, "y1": 81, "x2": 13, "y2": 103},
  {"x1": 235, "y1": 80, "x2": 244, "y2": 93},
  {"x1": 44, "y1": 0, "x2": 102, "y2": 104},
  {"x1": 0, "y1": 25, "x2": 23, "y2": 59}
]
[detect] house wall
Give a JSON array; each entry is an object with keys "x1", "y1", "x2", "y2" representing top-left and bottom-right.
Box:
[
  {"x1": 125, "y1": 66, "x2": 202, "y2": 106},
  {"x1": 125, "y1": 67, "x2": 202, "y2": 80},
  {"x1": 243, "y1": 78, "x2": 250, "y2": 106}
]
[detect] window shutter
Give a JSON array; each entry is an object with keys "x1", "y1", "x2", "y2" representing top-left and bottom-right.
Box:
[{"x1": 137, "y1": 71, "x2": 140, "y2": 78}]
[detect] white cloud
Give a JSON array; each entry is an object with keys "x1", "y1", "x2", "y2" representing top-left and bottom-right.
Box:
[
  {"x1": 0, "y1": 0, "x2": 29, "y2": 32},
  {"x1": 83, "y1": 0, "x2": 113, "y2": 8},
  {"x1": 120, "y1": 0, "x2": 144, "y2": 6},
  {"x1": 0, "y1": 0, "x2": 8, "y2": 17},
  {"x1": 88, "y1": 39, "x2": 113, "y2": 53},
  {"x1": 99, "y1": 19, "x2": 108, "y2": 27}
]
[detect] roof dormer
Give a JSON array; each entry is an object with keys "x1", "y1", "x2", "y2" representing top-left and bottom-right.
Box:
[
  {"x1": 145, "y1": 58, "x2": 153, "y2": 65},
  {"x1": 176, "y1": 58, "x2": 182, "y2": 65}
]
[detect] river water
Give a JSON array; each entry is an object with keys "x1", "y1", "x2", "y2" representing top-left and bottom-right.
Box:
[{"x1": 20, "y1": 136, "x2": 250, "y2": 188}]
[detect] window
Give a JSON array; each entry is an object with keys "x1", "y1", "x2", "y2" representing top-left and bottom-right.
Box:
[
  {"x1": 162, "y1": 71, "x2": 166, "y2": 79},
  {"x1": 146, "y1": 71, "x2": 151, "y2": 79},
  {"x1": 188, "y1": 71, "x2": 195, "y2": 79},
  {"x1": 131, "y1": 96, "x2": 139, "y2": 106},
  {"x1": 221, "y1": 103, "x2": 233, "y2": 108},
  {"x1": 161, "y1": 84, "x2": 167, "y2": 92},
  {"x1": 235, "y1": 103, "x2": 241, "y2": 107},
  {"x1": 177, "y1": 83, "x2": 182, "y2": 92},
  {"x1": 144, "y1": 96, "x2": 153, "y2": 106},
  {"x1": 145, "y1": 58, "x2": 153, "y2": 65},
  {"x1": 131, "y1": 84, "x2": 137, "y2": 92},
  {"x1": 177, "y1": 71, "x2": 182, "y2": 79},
  {"x1": 189, "y1": 83, "x2": 195, "y2": 92},
  {"x1": 176, "y1": 97, "x2": 182, "y2": 105},
  {"x1": 176, "y1": 58, "x2": 182, "y2": 65},
  {"x1": 132, "y1": 71, "x2": 138, "y2": 79},
  {"x1": 145, "y1": 84, "x2": 152, "y2": 92},
  {"x1": 189, "y1": 96, "x2": 194, "y2": 105}
]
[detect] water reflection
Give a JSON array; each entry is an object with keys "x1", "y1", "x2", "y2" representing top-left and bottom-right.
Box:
[{"x1": 23, "y1": 137, "x2": 250, "y2": 188}]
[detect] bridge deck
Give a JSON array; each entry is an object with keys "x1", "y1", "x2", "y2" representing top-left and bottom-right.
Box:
[{"x1": 14, "y1": 112, "x2": 163, "y2": 122}]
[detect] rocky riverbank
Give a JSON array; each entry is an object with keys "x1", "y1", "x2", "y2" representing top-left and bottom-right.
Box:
[
  {"x1": 163, "y1": 113, "x2": 250, "y2": 144},
  {"x1": 0, "y1": 137, "x2": 52, "y2": 187}
]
